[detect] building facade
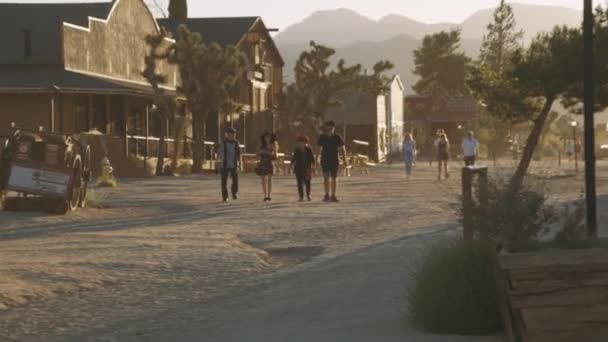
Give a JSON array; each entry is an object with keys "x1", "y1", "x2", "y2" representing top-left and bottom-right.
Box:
[
  {"x1": 159, "y1": 17, "x2": 284, "y2": 152},
  {"x1": 0, "y1": 0, "x2": 179, "y2": 175},
  {"x1": 385, "y1": 75, "x2": 405, "y2": 155},
  {"x1": 325, "y1": 75, "x2": 405, "y2": 162},
  {"x1": 405, "y1": 94, "x2": 478, "y2": 157}
]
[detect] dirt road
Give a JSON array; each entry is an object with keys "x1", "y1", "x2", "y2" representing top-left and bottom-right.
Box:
[
  {"x1": 0, "y1": 165, "x2": 461, "y2": 341},
  {"x1": 0, "y1": 161, "x2": 605, "y2": 341}
]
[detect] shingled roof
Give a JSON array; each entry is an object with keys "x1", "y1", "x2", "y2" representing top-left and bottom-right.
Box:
[
  {"x1": 0, "y1": 2, "x2": 113, "y2": 65},
  {"x1": 158, "y1": 17, "x2": 260, "y2": 47}
]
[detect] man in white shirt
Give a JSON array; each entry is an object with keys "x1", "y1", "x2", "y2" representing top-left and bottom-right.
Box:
[{"x1": 461, "y1": 131, "x2": 479, "y2": 166}]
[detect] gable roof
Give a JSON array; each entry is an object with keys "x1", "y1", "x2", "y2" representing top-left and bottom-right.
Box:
[
  {"x1": 0, "y1": 2, "x2": 113, "y2": 65},
  {"x1": 406, "y1": 95, "x2": 478, "y2": 123},
  {"x1": 325, "y1": 91, "x2": 382, "y2": 126},
  {"x1": 158, "y1": 17, "x2": 259, "y2": 47}
]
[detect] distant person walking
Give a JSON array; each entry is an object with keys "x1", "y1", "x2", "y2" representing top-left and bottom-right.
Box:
[
  {"x1": 256, "y1": 132, "x2": 278, "y2": 202},
  {"x1": 565, "y1": 140, "x2": 575, "y2": 161},
  {"x1": 217, "y1": 128, "x2": 241, "y2": 202},
  {"x1": 461, "y1": 131, "x2": 479, "y2": 166},
  {"x1": 430, "y1": 129, "x2": 445, "y2": 167},
  {"x1": 402, "y1": 133, "x2": 416, "y2": 179},
  {"x1": 317, "y1": 121, "x2": 348, "y2": 202},
  {"x1": 436, "y1": 133, "x2": 450, "y2": 180},
  {"x1": 291, "y1": 135, "x2": 315, "y2": 201}
]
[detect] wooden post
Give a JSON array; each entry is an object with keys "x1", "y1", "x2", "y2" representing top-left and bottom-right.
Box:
[
  {"x1": 87, "y1": 94, "x2": 93, "y2": 131},
  {"x1": 50, "y1": 94, "x2": 56, "y2": 133},
  {"x1": 462, "y1": 165, "x2": 489, "y2": 242},
  {"x1": 123, "y1": 97, "x2": 130, "y2": 157},
  {"x1": 144, "y1": 104, "x2": 150, "y2": 174},
  {"x1": 583, "y1": 0, "x2": 597, "y2": 237},
  {"x1": 105, "y1": 95, "x2": 111, "y2": 134},
  {"x1": 58, "y1": 93, "x2": 64, "y2": 133},
  {"x1": 462, "y1": 167, "x2": 474, "y2": 242}
]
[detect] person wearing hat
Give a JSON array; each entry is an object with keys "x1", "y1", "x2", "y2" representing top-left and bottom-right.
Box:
[
  {"x1": 217, "y1": 127, "x2": 241, "y2": 202},
  {"x1": 291, "y1": 134, "x2": 315, "y2": 201}
]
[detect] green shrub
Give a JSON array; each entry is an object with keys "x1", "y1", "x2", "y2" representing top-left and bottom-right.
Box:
[
  {"x1": 85, "y1": 189, "x2": 109, "y2": 209},
  {"x1": 553, "y1": 198, "x2": 591, "y2": 249},
  {"x1": 407, "y1": 239, "x2": 501, "y2": 335},
  {"x1": 460, "y1": 178, "x2": 556, "y2": 252}
]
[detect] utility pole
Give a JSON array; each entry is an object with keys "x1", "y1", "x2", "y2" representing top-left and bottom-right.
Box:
[{"x1": 583, "y1": 0, "x2": 597, "y2": 237}]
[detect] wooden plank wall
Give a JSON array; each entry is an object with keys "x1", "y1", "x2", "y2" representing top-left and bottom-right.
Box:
[{"x1": 499, "y1": 248, "x2": 608, "y2": 342}]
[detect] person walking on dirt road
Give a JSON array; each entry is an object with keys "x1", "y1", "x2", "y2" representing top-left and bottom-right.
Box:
[
  {"x1": 317, "y1": 121, "x2": 348, "y2": 202},
  {"x1": 217, "y1": 128, "x2": 241, "y2": 202},
  {"x1": 256, "y1": 132, "x2": 278, "y2": 202},
  {"x1": 291, "y1": 135, "x2": 315, "y2": 201},
  {"x1": 461, "y1": 131, "x2": 479, "y2": 166},
  {"x1": 436, "y1": 133, "x2": 450, "y2": 180},
  {"x1": 403, "y1": 133, "x2": 416, "y2": 180}
]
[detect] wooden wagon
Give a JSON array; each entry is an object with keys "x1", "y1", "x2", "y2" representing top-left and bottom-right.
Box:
[{"x1": 0, "y1": 124, "x2": 91, "y2": 214}]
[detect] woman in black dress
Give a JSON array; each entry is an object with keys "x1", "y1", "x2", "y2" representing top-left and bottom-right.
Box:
[
  {"x1": 436, "y1": 133, "x2": 450, "y2": 180},
  {"x1": 257, "y1": 132, "x2": 278, "y2": 202}
]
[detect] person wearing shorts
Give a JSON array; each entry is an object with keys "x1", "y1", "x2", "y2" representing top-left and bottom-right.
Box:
[
  {"x1": 461, "y1": 131, "x2": 479, "y2": 166},
  {"x1": 317, "y1": 121, "x2": 348, "y2": 202}
]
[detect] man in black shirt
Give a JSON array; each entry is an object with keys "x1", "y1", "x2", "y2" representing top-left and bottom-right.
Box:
[{"x1": 317, "y1": 121, "x2": 348, "y2": 202}]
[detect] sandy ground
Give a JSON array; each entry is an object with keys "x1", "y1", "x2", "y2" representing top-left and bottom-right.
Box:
[{"x1": 0, "y1": 160, "x2": 606, "y2": 341}]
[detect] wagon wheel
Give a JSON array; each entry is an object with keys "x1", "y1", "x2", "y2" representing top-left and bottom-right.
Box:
[
  {"x1": 0, "y1": 190, "x2": 8, "y2": 210},
  {"x1": 78, "y1": 146, "x2": 91, "y2": 208},
  {"x1": 67, "y1": 155, "x2": 82, "y2": 211}
]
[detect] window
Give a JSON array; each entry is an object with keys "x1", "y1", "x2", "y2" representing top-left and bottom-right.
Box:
[
  {"x1": 254, "y1": 44, "x2": 260, "y2": 65},
  {"x1": 259, "y1": 88, "x2": 266, "y2": 111},
  {"x1": 23, "y1": 29, "x2": 32, "y2": 58}
]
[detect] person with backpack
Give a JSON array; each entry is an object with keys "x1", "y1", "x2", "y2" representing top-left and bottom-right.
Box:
[{"x1": 217, "y1": 128, "x2": 241, "y2": 202}]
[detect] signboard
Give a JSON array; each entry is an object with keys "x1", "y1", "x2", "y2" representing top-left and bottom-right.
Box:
[{"x1": 7, "y1": 164, "x2": 71, "y2": 198}]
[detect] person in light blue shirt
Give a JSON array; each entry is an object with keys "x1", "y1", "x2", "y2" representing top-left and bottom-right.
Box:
[{"x1": 403, "y1": 133, "x2": 416, "y2": 179}]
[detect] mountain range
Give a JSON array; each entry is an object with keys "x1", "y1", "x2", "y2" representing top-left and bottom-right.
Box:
[{"x1": 274, "y1": 3, "x2": 583, "y2": 92}]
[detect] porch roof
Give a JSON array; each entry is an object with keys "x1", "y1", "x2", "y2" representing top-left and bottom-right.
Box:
[{"x1": 0, "y1": 67, "x2": 177, "y2": 97}]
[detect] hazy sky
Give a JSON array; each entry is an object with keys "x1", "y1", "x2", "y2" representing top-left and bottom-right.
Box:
[{"x1": 3, "y1": 0, "x2": 601, "y2": 29}]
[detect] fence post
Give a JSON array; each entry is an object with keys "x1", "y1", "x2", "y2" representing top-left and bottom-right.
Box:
[{"x1": 462, "y1": 166, "x2": 473, "y2": 242}]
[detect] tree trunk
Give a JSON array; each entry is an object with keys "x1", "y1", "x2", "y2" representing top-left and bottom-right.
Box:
[
  {"x1": 510, "y1": 97, "x2": 555, "y2": 188},
  {"x1": 171, "y1": 117, "x2": 185, "y2": 173},
  {"x1": 156, "y1": 117, "x2": 168, "y2": 176},
  {"x1": 191, "y1": 116, "x2": 203, "y2": 174}
]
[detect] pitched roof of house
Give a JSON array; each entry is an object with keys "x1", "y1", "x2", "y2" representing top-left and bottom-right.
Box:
[
  {"x1": 406, "y1": 95, "x2": 478, "y2": 123},
  {"x1": 0, "y1": 2, "x2": 113, "y2": 65},
  {"x1": 158, "y1": 17, "x2": 260, "y2": 47},
  {"x1": 325, "y1": 91, "x2": 381, "y2": 126}
]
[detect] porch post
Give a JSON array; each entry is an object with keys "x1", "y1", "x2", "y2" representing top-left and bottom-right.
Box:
[
  {"x1": 123, "y1": 96, "x2": 130, "y2": 157},
  {"x1": 58, "y1": 93, "x2": 64, "y2": 133},
  {"x1": 144, "y1": 103, "x2": 150, "y2": 174},
  {"x1": 50, "y1": 94, "x2": 56, "y2": 132},
  {"x1": 87, "y1": 94, "x2": 93, "y2": 131},
  {"x1": 105, "y1": 95, "x2": 111, "y2": 134}
]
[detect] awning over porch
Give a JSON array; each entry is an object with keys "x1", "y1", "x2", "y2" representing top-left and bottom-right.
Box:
[{"x1": 0, "y1": 67, "x2": 177, "y2": 97}]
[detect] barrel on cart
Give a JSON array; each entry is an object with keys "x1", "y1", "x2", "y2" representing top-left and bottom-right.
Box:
[{"x1": 0, "y1": 124, "x2": 91, "y2": 214}]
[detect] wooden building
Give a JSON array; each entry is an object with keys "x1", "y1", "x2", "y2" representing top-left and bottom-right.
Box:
[
  {"x1": 159, "y1": 17, "x2": 285, "y2": 153},
  {"x1": 0, "y1": 0, "x2": 180, "y2": 175},
  {"x1": 324, "y1": 75, "x2": 405, "y2": 162},
  {"x1": 406, "y1": 94, "x2": 478, "y2": 140}
]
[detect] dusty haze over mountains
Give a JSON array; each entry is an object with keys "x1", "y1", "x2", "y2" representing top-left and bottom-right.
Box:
[{"x1": 275, "y1": 3, "x2": 582, "y2": 89}]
